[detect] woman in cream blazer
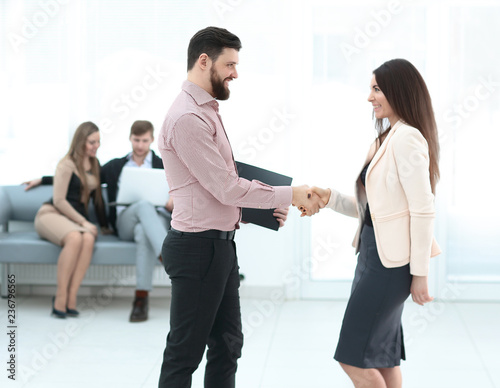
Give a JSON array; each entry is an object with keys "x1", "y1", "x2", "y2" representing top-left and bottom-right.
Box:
[{"x1": 311, "y1": 59, "x2": 441, "y2": 388}]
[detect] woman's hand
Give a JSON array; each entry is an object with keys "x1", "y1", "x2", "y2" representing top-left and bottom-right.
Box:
[
  {"x1": 309, "y1": 186, "x2": 331, "y2": 206},
  {"x1": 81, "y1": 221, "x2": 98, "y2": 238},
  {"x1": 292, "y1": 185, "x2": 325, "y2": 217},
  {"x1": 410, "y1": 275, "x2": 434, "y2": 306}
]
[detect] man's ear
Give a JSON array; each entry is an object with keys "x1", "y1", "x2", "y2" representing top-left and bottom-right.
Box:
[{"x1": 198, "y1": 53, "x2": 210, "y2": 70}]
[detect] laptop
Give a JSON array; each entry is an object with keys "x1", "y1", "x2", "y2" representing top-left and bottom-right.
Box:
[{"x1": 114, "y1": 167, "x2": 169, "y2": 206}]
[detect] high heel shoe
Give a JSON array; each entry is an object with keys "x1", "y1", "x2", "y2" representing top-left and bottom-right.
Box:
[
  {"x1": 66, "y1": 307, "x2": 79, "y2": 317},
  {"x1": 51, "y1": 297, "x2": 66, "y2": 319}
]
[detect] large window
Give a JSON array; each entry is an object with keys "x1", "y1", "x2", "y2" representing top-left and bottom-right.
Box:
[
  {"x1": 1, "y1": 0, "x2": 498, "y2": 298},
  {"x1": 300, "y1": 2, "x2": 500, "y2": 299}
]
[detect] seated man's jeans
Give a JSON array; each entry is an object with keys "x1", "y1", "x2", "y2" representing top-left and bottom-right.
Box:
[{"x1": 116, "y1": 200, "x2": 170, "y2": 291}]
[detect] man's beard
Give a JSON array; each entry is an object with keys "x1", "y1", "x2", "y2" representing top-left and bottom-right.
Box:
[{"x1": 210, "y1": 66, "x2": 230, "y2": 100}]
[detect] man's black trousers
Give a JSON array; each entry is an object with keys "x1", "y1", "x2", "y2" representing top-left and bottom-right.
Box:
[{"x1": 158, "y1": 230, "x2": 243, "y2": 388}]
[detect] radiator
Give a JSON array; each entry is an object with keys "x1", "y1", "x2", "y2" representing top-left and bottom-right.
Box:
[{"x1": 7, "y1": 264, "x2": 170, "y2": 287}]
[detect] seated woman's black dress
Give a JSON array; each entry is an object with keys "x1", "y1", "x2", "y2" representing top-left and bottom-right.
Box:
[{"x1": 333, "y1": 164, "x2": 412, "y2": 368}]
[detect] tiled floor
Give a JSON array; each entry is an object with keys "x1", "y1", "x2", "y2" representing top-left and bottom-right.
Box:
[{"x1": 1, "y1": 294, "x2": 498, "y2": 388}]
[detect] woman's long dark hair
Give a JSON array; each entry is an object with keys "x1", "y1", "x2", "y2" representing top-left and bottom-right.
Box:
[{"x1": 373, "y1": 59, "x2": 440, "y2": 194}]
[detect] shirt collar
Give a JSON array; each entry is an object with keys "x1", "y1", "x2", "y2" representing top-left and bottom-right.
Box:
[
  {"x1": 126, "y1": 150, "x2": 153, "y2": 164},
  {"x1": 182, "y1": 80, "x2": 219, "y2": 109}
]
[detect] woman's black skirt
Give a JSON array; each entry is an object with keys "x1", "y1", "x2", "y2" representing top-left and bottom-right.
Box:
[{"x1": 334, "y1": 224, "x2": 412, "y2": 368}]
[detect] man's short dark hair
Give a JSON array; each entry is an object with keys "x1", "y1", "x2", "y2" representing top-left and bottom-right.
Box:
[
  {"x1": 130, "y1": 120, "x2": 154, "y2": 137},
  {"x1": 187, "y1": 27, "x2": 242, "y2": 71}
]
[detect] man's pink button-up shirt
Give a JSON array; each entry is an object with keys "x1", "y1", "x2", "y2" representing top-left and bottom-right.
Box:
[{"x1": 158, "y1": 80, "x2": 292, "y2": 232}]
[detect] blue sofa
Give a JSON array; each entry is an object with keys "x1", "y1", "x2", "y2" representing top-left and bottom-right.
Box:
[{"x1": 0, "y1": 184, "x2": 143, "y2": 297}]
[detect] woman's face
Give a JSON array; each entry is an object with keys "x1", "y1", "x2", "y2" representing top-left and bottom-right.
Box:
[
  {"x1": 85, "y1": 131, "x2": 100, "y2": 158},
  {"x1": 368, "y1": 75, "x2": 398, "y2": 125}
]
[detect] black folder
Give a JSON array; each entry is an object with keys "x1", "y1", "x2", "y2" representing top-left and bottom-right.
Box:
[{"x1": 236, "y1": 161, "x2": 293, "y2": 231}]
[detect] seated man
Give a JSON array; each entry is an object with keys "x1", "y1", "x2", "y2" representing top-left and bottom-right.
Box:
[{"x1": 26, "y1": 120, "x2": 172, "y2": 322}]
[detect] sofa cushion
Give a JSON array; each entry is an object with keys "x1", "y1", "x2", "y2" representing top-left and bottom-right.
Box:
[
  {"x1": 0, "y1": 185, "x2": 109, "y2": 224},
  {"x1": 0, "y1": 232, "x2": 137, "y2": 265},
  {"x1": 0, "y1": 185, "x2": 52, "y2": 222}
]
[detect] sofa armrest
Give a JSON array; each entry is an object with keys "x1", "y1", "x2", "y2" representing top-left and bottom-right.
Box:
[{"x1": 0, "y1": 186, "x2": 12, "y2": 231}]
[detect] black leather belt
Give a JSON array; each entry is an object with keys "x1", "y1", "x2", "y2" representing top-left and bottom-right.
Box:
[{"x1": 170, "y1": 227, "x2": 235, "y2": 241}]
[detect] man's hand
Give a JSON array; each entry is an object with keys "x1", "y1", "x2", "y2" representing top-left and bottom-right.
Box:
[
  {"x1": 100, "y1": 226, "x2": 114, "y2": 235},
  {"x1": 273, "y1": 207, "x2": 289, "y2": 228},
  {"x1": 292, "y1": 185, "x2": 325, "y2": 216},
  {"x1": 23, "y1": 178, "x2": 42, "y2": 191},
  {"x1": 309, "y1": 186, "x2": 331, "y2": 206},
  {"x1": 410, "y1": 275, "x2": 434, "y2": 306},
  {"x1": 297, "y1": 193, "x2": 325, "y2": 217}
]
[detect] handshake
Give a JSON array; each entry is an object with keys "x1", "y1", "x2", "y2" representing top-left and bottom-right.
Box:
[{"x1": 291, "y1": 185, "x2": 331, "y2": 217}]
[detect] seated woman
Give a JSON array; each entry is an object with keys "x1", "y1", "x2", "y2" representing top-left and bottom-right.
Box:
[{"x1": 34, "y1": 121, "x2": 109, "y2": 318}]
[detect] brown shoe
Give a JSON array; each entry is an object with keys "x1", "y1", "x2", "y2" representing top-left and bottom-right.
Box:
[{"x1": 129, "y1": 296, "x2": 148, "y2": 322}]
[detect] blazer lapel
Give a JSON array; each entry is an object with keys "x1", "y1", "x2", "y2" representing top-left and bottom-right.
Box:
[{"x1": 366, "y1": 120, "x2": 403, "y2": 177}]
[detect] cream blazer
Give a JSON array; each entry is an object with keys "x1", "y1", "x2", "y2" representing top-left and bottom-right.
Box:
[{"x1": 325, "y1": 120, "x2": 441, "y2": 276}]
